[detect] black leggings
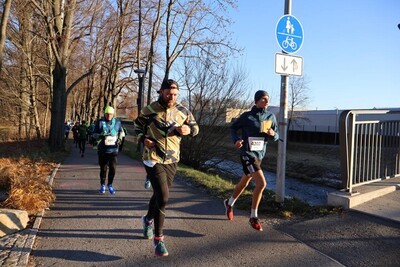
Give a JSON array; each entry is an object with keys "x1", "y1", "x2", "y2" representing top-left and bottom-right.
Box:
[
  {"x1": 145, "y1": 163, "x2": 177, "y2": 237},
  {"x1": 78, "y1": 139, "x2": 86, "y2": 154},
  {"x1": 98, "y1": 153, "x2": 118, "y2": 185}
]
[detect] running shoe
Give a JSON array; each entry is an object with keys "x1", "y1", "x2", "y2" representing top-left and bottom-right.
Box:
[
  {"x1": 249, "y1": 217, "x2": 263, "y2": 231},
  {"x1": 224, "y1": 199, "x2": 233, "y2": 220},
  {"x1": 108, "y1": 184, "x2": 116, "y2": 194},
  {"x1": 153, "y1": 236, "x2": 169, "y2": 256},
  {"x1": 99, "y1": 184, "x2": 106, "y2": 194},
  {"x1": 144, "y1": 178, "x2": 151, "y2": 189},
  {"x1": 142, "y1": 215, "x2": 154, "y2": 239}
]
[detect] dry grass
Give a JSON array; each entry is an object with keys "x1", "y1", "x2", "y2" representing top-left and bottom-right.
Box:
[
  {"x1": 265, "y1": 142, "x2": 341, "y2": 184},
  {"x1": 0, "y1": 140, "x2": 64, "y2": 215},
  {"x1": 214, "y1": 137, "x2": 341, "y2": 185}
]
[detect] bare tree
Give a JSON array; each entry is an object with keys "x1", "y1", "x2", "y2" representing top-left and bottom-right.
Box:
[
  {"x1": 0, "y1": 0, "x2": 12, "y2": 72},
  {"x1": 162, "y1": 0, "x2": 239, "y2": 81},
  {"x1": 288, "y1": 75, "x2": 311, "y2": 130},
  {"x1": 0, "y1": 0, "x2": 244, "y2": 147},
  {"x1": 144, "y1": 0, "x2": 163, "y2": 105},
  {"x1": 179, "y1": 51, "x2": 250, "y2": 168},
  {"x1": 30, "y1": 0, "x2": 78, "y2": 150},
  {"x1": 31, "y1": 0, "x2": 97, "y2": 150},
  {"x1": 0, "y1": 0, "x2": 52, "y2": 139}
]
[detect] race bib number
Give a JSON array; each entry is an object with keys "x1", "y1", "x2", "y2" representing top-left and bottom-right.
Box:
[
  {"x1": 248, "y1": 137, "x2": 264, "y2": 151},
  {"x1": 104, "y1": 135, "x2": 117, "y2": 146}
]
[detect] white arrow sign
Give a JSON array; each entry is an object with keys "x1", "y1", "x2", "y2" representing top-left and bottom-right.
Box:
[{"x1": 275, "y1": 53, "x2": 303, "y2": 76}]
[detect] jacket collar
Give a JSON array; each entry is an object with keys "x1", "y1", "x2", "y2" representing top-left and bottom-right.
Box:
[{"x1": 251, "y1": 105, "x2": 267, "y2": 114}]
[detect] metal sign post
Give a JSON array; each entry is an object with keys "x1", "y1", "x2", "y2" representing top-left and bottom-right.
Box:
[{"x1": 275, "y1": 0, "x2": 293, "y2": 203}]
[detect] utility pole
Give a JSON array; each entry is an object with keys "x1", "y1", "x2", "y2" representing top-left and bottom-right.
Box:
[{"x1": 276, "y1": 0, "x2": 292, "y2": 203}]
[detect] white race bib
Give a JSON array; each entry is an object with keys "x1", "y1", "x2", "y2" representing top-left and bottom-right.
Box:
[
  {"x1": 143, "y1": 160, "x2": 157, "y2": 168},
  {"x1": 248, "y1": 137, "x2": 264, "y2": 151},
  {"x1": 104, "y1": 135, "x2": 117, "y2": 146}
]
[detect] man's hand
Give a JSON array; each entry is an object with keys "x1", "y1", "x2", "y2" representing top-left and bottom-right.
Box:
[
  {"x1": 144, "y1": 137, "x2": 155, "y2": 148},
  {"x1": 176, "y1": 125, "x2": 191, "y2": 136},
  {"x1": 267, "y1": 128, "x2": 275, "y2": 136},
  {"x1": 235, "y1": 139, "x2": 243, "y2": 149}
]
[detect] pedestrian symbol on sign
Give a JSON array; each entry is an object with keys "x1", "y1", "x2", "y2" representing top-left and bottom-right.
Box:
[
  {"x1": 276, "y1": 15, "x2": 304, "y2": 54},
  {"x1": 286, "y1": 17, "x2": 294, "y2": 34}
]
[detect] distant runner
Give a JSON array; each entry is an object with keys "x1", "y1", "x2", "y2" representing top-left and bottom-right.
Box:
[{"x1": 93, "y1": 106, "x2": 124, "y2": 195}]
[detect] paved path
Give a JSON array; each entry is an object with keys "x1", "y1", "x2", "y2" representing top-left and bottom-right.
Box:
[{"x1": 27, "y1": 144, "x2": 343, "y2": 267}]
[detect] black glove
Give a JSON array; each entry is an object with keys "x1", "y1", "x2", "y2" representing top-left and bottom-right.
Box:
[{"x1": 138, "y1": 135, "x2": 146, "y2": 143}]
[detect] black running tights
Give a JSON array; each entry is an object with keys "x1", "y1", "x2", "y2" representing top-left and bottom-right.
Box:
[
  {"x1": 98, "y1": 153, "x2": 117, "y2": 185},
  {"x1": 145, "y1": 163, "x2": 177, "y2": 237}
]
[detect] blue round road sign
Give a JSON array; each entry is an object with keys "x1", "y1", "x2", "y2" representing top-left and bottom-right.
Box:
[{"x1": 276, "y1": 15, "x2": 304, "y2": 54}]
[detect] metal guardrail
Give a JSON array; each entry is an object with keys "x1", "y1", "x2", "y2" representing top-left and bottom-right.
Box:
[{"x1": 339, "y1": 110, "x2": 400, "y2": 193}]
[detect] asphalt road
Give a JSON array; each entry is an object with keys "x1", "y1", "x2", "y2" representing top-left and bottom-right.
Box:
[{"x1": 27, "y1": 142, "x2": 400, "y2": 267}]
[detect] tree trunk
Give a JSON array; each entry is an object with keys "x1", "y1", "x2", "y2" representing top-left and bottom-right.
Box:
[
  {"x1": 146, "y1": 0, "x2": 162, "y2": 104},
  {"x1": 49, "y1": 63, "x2": 67, "y2": 151},
  {"x1": 19, "y1": 6, "x2": 30, "y2": 139},
  {"x1": 0, "y1": 0, "x2": 12, "y2": 72}
]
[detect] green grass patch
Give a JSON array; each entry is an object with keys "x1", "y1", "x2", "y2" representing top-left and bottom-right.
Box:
[
  {"x1": 122, "y1": 139, "x2": 142, "y2": 161},
  {"x1": 176, "y1": 163, "x2": 238, "y2": 199}
]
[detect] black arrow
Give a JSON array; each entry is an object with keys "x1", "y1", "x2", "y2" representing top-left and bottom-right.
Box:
[{"x1": 281, "y1": 58, "x2": 288, "y2": 71}]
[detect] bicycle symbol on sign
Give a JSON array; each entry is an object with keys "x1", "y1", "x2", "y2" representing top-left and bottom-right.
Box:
[{"x1": 282, "y1": 36, "x2": 297, "y2": 50}]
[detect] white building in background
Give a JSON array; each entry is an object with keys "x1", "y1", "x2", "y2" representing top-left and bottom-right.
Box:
[
  {"x1": 262, "y1": 106, "x2": 341, "y2": 133},
  {"x1": 225, "y1": 106, "x2": 341, "y2": 133},
  {"x1": 266, "y1": 106, "x2": 400, "y2": 134},
  {"x1": 197, "y1": 105, "x2": 400, "y2": 134}
]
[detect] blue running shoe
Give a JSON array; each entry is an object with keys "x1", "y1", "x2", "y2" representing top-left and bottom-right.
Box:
[
  {"x1": 108, "y1": 184, "x2": 116, "y2": 194},
  {"x1": 99, "y1": 184, "x2": 106, "y2": 194},
  {"x1": 142, "y1": 215, "x2": 154, "y2": 239},
  {"x1": 154, "y1": 236, "x2": 168, "y2": 256},
  {"x1": 144, "y1": 178, "x2": 151, "y2": 189}
]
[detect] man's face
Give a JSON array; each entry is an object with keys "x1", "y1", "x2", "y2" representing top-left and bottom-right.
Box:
[
  {"x1": 160, "y1": 87, "x2": 179, "y2": 108},
  {"x1": 256, "y1": 96, "x2": 269, "y2": 109},
  {"x1": 105, "y1": 113, "x2": 114, "y2": 121}
]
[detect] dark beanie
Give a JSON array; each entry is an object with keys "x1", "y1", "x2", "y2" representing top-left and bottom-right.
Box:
[
  {"x1": 254, "y1": 90, "x2": 269, "y2": 103},
  {"x1": 160, "y1": 79, "x2": 179, "y2": 90}
]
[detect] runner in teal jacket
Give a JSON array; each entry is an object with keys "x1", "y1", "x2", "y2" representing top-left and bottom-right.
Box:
[
  {"x1": 225, "y1": 90, "x2": 279, "y2": 232},
  {"x1": 93, "y1": 106, "x2": 124, "y2": 195},
  {"x1": 230, "y1": 105, "x2": 279, "y2": 160}
]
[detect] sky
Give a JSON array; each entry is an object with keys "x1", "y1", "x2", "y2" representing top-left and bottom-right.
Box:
[{"x1": 228, "y1": 0, "x2": 400, "y2": 110}]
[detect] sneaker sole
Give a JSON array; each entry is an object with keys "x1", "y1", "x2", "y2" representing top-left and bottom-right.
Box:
[
  {"x1": 249, "y1": 222, "x2": 263, "y2": 231},
  {"x1": 155, "y1": 252, "x2": 169, "y2": 257}
]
